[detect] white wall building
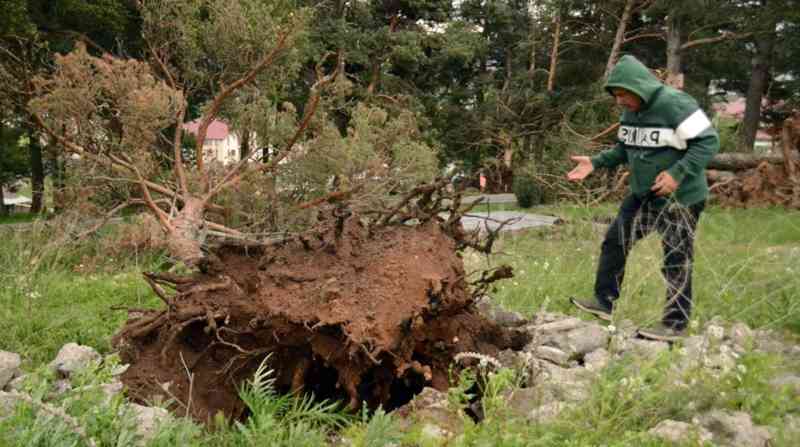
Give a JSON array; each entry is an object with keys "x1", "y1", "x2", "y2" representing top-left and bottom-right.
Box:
[{"x1": 183, "y1": 119, "x2": 242, "y2": 164}]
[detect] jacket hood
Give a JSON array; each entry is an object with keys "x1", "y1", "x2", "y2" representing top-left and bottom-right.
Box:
[{"x1": 605, "y1": 55, "x2": 663, "y2": 106}]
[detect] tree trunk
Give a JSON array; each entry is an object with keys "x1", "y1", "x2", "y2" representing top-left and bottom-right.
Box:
[
  {"x1": 665, "y1": 14, "x2": 684, "y2": 89},
  {"x1": 706, "y1": 169, "x2": 736, "y2": 183},
  {"x1": 707, "y1": 152, "x2": 788, "y2": 171},
  {"x1": 0, "y1": 184, "x2": 6, "y2": 217},
  {"x1": 604, "y1": 0, "x2": 636, "y2": 80},
  {"x1": 547, "y1": 13, "x2": 561, "y2": 93},
  {"x1": 28, "y1": 127, "x2": 45, "y2": 214},
  {"x1": 165, "y1": 197, "x2": 207, "y2": 267},
  {"x1": 240, "y1": 129, "x2": 251, "y2": 161},
  {"x1": 0, "y1": 120, "x2": 5, "y2": 217},
  {"x1": 527, "y1": 19, "x2": 536, "y2": 77},
  {"x1": 738, "y1": 32, "x2": 775, "y2": 152},
  {"x1": 782, "y1": 118, "x2": 798, "y2": 179}
]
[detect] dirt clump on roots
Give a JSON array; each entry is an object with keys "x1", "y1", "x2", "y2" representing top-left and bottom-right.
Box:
[
  {"x1": 113, "y1": 211, "x2": 529, "y2": 422},
  {"x1": 710, "y1": 161, "x2": 800, "y2": 208}
]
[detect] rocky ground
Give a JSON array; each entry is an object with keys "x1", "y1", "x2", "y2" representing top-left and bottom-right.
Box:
[{"x1": 2, "y1": 299, "x2": 799, "y2": 446}]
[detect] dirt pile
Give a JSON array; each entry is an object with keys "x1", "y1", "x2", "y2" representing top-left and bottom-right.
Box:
[{"x1": 113, "y1": 212, "x2": 528, "y2": 422}]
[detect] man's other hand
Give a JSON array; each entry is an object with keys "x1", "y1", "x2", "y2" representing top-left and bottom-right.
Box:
[
  {"x1": 567, "y1": 156, "x2": 594, "y2": 181},
  {"x1": 652, "y1": 171, "x2": 678, "y2": 196}
]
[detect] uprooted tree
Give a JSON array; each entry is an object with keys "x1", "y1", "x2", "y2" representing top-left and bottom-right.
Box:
[
  {"x1": 29, "y1": 0, "x2": 528, "y2": 421},
  {"x1": 706, "y1": 114, "x2": 800, "y2": 208}
]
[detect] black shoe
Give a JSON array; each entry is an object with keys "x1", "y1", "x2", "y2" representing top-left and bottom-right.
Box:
[
  {"x1": 570, "y1": 297, "x2": 612, "y2": 322},
  {"x1": 636, "y1": 323, "x2": 686, "y2": 342}
]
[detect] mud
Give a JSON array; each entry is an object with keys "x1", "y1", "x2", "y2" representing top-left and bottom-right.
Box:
[{"x1": 113, "y1": 213, "x2": 528, "y2": 422}]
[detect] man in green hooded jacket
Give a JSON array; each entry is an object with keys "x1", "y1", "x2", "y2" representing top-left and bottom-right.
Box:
[{"x1": 567, "y1": 55, "x2": 719, "y2": 341}]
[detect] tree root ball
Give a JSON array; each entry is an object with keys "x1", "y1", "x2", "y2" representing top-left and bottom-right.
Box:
[{"x1": 113, "y1": 215, "x2": 529, "y2": 422}]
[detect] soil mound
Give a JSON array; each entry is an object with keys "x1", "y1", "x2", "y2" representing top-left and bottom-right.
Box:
[{"x1": 113, "y1": 212, "x2": 528, "y2": 422}]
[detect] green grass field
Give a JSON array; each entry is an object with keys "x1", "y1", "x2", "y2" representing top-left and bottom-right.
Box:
[
  {"x1": 1, "y1": 204, "x2": 798, "y2": 446},
  {"x1": 470, "y1": 204, "x2": 800, "y2": 336}
]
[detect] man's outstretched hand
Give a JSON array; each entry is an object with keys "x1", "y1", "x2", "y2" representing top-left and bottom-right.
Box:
[
  {"x1": 652, "y1": 171, "x2": 678, "y2": 196},
  {"x1": 567, "y1": 156, "x2": 594, "y2": 181}
]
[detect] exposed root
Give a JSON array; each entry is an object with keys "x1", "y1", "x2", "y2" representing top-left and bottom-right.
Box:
[{"x1": 115, "y1": 195, "x2": 528, "y2": 422}]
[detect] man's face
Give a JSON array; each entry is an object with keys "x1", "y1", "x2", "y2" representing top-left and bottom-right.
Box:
[{"x1": 611, "y1": 88, "x2": 642, "y2": 112}]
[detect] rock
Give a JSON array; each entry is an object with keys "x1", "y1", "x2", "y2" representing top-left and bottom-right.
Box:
[
  {"x1": 101, "y1": 380, "x2": 125, "y2": 403},
  {"x1": 531, "y1": 346, "x2": 570, "y2": 366},
  {"x1": 728, "y1": 322, "x2": 752, "y2": 347},
  {"x1": 476, "y1": 299, "x2": 526, "y2": 327},
  {"x1": 0, "y1": 351, "x2": 22, "y2": 390},
  {"x1": 616, "y1": 319, "x2": 638, "y2": 336},
  {"x1": 543, "y1": 323, "x2": 609, "y2": 358},
  {"x1": 531, "y1": 317, "x2": 583, "y2": 334},
  {"x1": 564, "y1": 324, "x2": 610, "y2": 356},
  {"x1": 752, "y1": 330, "x2": 786, "y2": 354},
  {"x1": 695, "y1": 410, "x2": 771, "y2": 447},
  {"x1": 584, "y1": 348, "x2": 610, "y2": 371},
  {"x1": 702, "y1": 345, "x2": 737, "y2": 373},
  {"x1": 531, "y1": 311, "x2": 570, "y2": 324},
  {"x1": 675, "y1": 336, "x2": 709, "y2": 371},
  {"x1": 506, "y1": 388, "x2": 566, "y2": 422},
  {"x1": 705, "y1": 324, "x2": 725, "y2": 344},
  {"x1": 780, "y1": 414, "x2": 800, "y2": 442},
  {"x1": 392, "y1": 387, "x2": 463, "y2": 438},
  {"x1": 649, "y1": 420, "x2": 712, "y2": 445},
  {"x1": 6, "y1": 375, "x2": 26, "y2": 392},
  {"x1": 0, "y1": 391, "x2": 19, "y2": 418},
  {"x1": 530, "y1": 362, "x2": 592, "y2": 403},
  {"x1": 52, "y1": 379, "x2": 72, "y2": 396},
  {"x1": 525, "y1": 401, "x2": 565, "y2": 422},
  {"x1": 769, "y1": 374, "x2": 800, "y2": 397},
  {"x1": 111, "y1": 363, "x2": 130, "y2": 376},
  {"x1": 419, "y1": 423, "x2": 449, "y2": 443},
  {"x1": 129, "y1": 404, "x2": 170, "y2": 445},
  {"x1": 49, "y1": 343, "x2": 101, "y2": 378},
  {"x1": 613, "y1": 336, "x2": 669, "y2": 360}
]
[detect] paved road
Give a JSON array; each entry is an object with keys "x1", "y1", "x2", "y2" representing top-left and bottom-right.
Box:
[
  {"x1": 459, "y1": 194, "x2": 560, "y2": 232},
  {"x1": 459, "y1": 210, "x2": 560, "y2": 232},
  {"x1": 461, "y1": 193, "x2": 517, "y2": 204}
]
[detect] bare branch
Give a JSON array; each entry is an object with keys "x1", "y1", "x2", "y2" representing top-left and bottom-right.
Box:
[
  {"x1": 72, "y1": 200, "x2": 135, "y2": 240},
  {"x1": 173, "y1": 104, "x2": 189, "y2": 195},
  {"x1": 622, "y1": 32, "x2": 664, "y2": 44},
  {"x1": 204, "y1": 52, "x2": 341, "y2": 204},
  {"x1": 147, "y1": 40, "x2": 178, "y2": 89},
  {"x1": 32, "y1": 113, "x2": 182, "y2": 201},
  {"x1": 195, "y1": 29, "x2": 294, "y2": 173},
  {"x1": 590, "y1": 123, "x2": 620, "y2": 142},
  {"x1": 681, "y1": 32, "x2": 752, "y2": 51},
  {"x1": 297, "y1": 183, "x2": 365, "y2": 210},
  {"x1": 130, "y1": 161, "x2": 173, "y2": 232}
]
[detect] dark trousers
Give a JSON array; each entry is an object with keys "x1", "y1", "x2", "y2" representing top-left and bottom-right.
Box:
[{"x1": 595, "y1": 194, "x2": 705, "y2": 329}]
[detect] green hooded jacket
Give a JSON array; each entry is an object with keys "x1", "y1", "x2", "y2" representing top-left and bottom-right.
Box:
[{"x1": 591, "y1": 55, "x2": 719, "y2": 206}]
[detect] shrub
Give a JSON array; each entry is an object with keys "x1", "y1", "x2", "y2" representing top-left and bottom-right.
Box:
[{"x1": 513, "y1": 175, "x2": 543, "y2": 208}]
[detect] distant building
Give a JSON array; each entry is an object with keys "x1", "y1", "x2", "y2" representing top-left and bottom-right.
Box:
[
  {"x1": 1, "y1": 188, "x2": 31, "y2": 214},
  {"x1": 183, "y1": 119, "x2": 243, "y2": 165},
  {"x1": 713, "y1": 97, "x2": 776, "y2": 151}
]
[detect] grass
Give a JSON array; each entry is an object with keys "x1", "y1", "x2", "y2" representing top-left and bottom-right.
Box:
[
  {"x1": 472, "y1": 204, "x2": 800, "y2": 336},
  {"x1": 0, "y1": 212, "x2": 39, "y2": 225},
  {"x1": 1, "y1": 203, "x2": 798, "y2": 446}
]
